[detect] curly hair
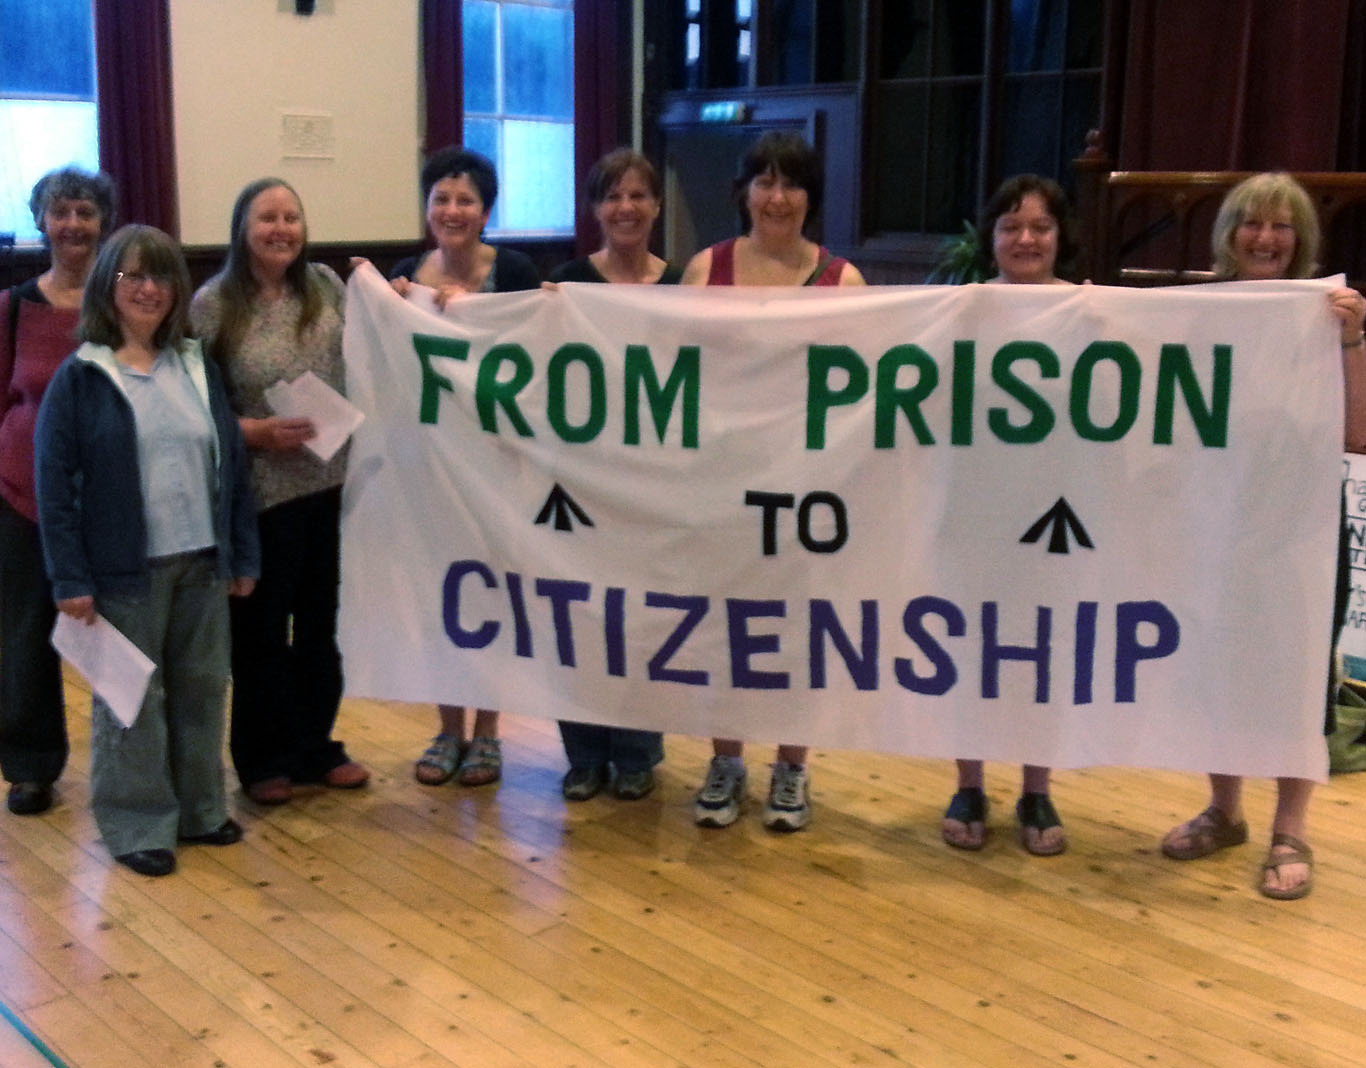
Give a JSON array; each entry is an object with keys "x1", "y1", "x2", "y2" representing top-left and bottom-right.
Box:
[
  {"x1": 28, "y1": 166, "x2": 116, "y2": 241},
  {"x1": 421, "y1": 145, "x2": 498, "y2": 211}
]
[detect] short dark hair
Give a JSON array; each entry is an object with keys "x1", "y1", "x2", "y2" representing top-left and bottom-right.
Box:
[
  {"x1": 29, "y1": 166, "x2": 117, "y2": 240},
  {"x1": 80, "y1": 225, "x2": 193, "y2": 351},
  {"x1": 420, "y1": 145, "x2": 498, "y2": 210},
  {"x1": 585, "y1": 148, "x2": 663, "y2": 206},
  {"x1": 977, "y1": 174, "x2": 1080, "y2": 281},
  {"x1": 733, "y1": 131, "x2": 824, "y2": 233}
]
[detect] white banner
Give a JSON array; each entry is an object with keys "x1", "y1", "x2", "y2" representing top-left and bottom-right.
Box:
[{"x1": 340, "y1": 264, "x2": 1343, "y2": 779}]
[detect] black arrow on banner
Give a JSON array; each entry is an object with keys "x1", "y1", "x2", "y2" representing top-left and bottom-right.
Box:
[
  {"x1": 535, "y1": 483, "x2": 595, "y2": 532},
  {"x1": 1020, "y1": 497, "x2": 1093, "y2": 554}
]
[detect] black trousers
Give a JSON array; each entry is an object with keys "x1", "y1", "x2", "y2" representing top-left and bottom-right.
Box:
[
  {"x1": 229, "y1": 487, "x2": 347, "y2": 786},
  {"x1": 0, "y1": 496, "x2": 66, "y2": 784}
]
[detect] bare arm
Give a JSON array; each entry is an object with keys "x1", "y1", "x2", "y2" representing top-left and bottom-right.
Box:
[
  {"x1": 838, "y1": 261, "x2": 867, "y2": 286},
  {"x1": 1331, "y1": 287, "x2": 1366, "y2": 452},
  {"x1": 680, "y1": 248, "x2": 713, "y2": 287}
]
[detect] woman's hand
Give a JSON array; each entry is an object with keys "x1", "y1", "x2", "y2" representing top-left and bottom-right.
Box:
[
  {"x1": 389, "y1": 276, "x2": 413, "y2": 298},
  {"x1": 241, "y1": 416, "x2": 316, "y2": 452},
  {"x1": 1329, "y1": 286, "x2": 1366, "y2": 345},
  {"x1": 431, "y1": 283, "x2": 472, "y2": 310},
  {"x1": 228, "y1": 577, "x2": 257, "y2": 598},
  {"x1": 57, "y1": 596, "x2": 96, "y2": 624}
]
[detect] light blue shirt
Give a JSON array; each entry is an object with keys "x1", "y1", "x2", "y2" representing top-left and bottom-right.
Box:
[{"x1": 117, "y1": 351, "x2": 217, "y2": 559}]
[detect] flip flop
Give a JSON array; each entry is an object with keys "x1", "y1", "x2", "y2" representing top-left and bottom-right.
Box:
[
  {"x1": 942, "y1": 787, "x2": 987, "y2": 850},
  {"x1": 1161, "y1": 805, "x2": 1248, "y2": 860},
  {"x1": 1260, "y1": 833, "x2": 1314, "y2": 900},
  {"x1": 1016, "y1": 792, "x2": 1067, "y2": 856}
]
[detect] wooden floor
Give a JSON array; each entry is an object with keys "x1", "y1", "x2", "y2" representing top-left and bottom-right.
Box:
[{"x1": 3, "y1": 675, "x2": 1366, "y2": 1067}]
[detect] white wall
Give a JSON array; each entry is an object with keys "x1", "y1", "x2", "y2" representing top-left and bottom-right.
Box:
[{"x1": 170, "y1": 0, "x2": 422, "y2": 245}]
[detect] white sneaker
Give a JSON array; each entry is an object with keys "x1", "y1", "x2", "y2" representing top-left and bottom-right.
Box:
[
  {"x1": 763, "y1": 762, "x2": 810, "y2": 832},
  {"x1": 694, "y1": 756, "x2": 746, "y2": 827}
]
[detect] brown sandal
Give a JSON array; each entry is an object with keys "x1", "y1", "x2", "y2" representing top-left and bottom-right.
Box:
[
  {"x1": 1161, "y1": 805, "x2": 1248, "y2": 860},
  {"x1": 1260, "y1": 833, "x2": 1314, "y2": 900}
]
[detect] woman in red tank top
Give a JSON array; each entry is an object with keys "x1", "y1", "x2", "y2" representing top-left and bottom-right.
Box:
[{"x1": 681, "y1": 132, "x2": 864, "y2": 834}]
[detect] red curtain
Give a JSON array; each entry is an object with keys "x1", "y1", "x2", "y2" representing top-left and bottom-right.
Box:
[
  {"x1": 571, "y1": 0, "x2": 626, "y2": 254},
  {"x1": 94, "y1": 0, "x2": 179, "y2": 235},
  {"x1": 423, "y1": 0, "x2": 463, "y2": 152},
  {"x1": 1118, "y1": 0, "x2": 1355, "y2": 171}
]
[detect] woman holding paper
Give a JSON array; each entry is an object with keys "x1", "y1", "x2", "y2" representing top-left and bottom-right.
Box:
[
  {"x1": 941, "y1": 174, "x2": 1079, "y2": 857},
  {"x1": 35, "y1": 224, "x2": 258, "y2": 877},
  {"x1": 0, "y1": 167, "x2": 114, "y2": 817},
  {"x1": 392, "y1": 146, "x2": 539, "y2": 790},
  {"x1": 681, "y1": 131, "x2": 865, "y2": 832},
  {"x1": 548, "y1": 148, "x2": 676, "y2": 802},
  {"x1": 1160, "y1": 172, "x2": 1366, "y2": 899},
  {"x1": 191, "y1": 178, "x2": 368, "y2": 806}
]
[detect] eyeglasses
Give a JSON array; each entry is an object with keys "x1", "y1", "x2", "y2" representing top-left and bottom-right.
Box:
[{"x1": 115, "y1": 271, "x2": 173, "y2": 289}]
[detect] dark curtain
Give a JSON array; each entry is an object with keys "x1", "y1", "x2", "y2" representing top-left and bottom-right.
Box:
[
  {"x1": 572, "y1": 0, "x2": 627, "y2": 255},
  {"x1": 423, "y1": 0, "x2": 463, "y2": 152},
  {"x1": 1340, "y1": 0, "x2": 1366, "y2": 169},
  {"x1": 94, "y1": 0, "x2": 178, "y2": 235},
  {"x1": 1118, "y1": 0, "x2": 1354, "y2": 171}
]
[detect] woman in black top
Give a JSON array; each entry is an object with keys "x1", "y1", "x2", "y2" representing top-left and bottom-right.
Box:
[
  {"x1": 394, "y1": 146, "x2": 540, "y2": 790},
  {"x1": 549, "y1": 149, "x2": 679, "y2": 800}
]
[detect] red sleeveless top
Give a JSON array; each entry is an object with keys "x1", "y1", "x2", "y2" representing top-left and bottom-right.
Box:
[{"x1": 705, "y1": 238, "x2": 848, "y2": 286}]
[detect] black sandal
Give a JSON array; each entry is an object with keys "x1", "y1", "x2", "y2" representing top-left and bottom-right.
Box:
[
  {"x1": 1016, "y1": 792, "x2": 1066, "y2": 856},
  {"x1": 942, "y1": 787, "x2": 987, "y2": 850}
]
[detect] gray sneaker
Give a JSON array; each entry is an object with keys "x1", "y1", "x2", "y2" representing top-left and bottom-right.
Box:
[
  {"x1": 694, "y1": 756, "x2": 746, "y2": 827},
  {"x1": 762, "y1": 762, "x2": 810, "y2": 832}
]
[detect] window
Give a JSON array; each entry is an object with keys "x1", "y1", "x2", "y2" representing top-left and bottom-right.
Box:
[
  {"x1": 462, "y1": 0, "x2": 574, "y2": 236},
  {"x1": 0, "y1": 0, "x2": 99, "y2": 243},
  {"x1": 871, "y1": 0, "x2": 1103, "y2": 234}
]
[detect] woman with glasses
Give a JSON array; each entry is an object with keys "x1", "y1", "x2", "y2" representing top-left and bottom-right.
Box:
[
  {"x1": 0, "y1": 167, "x2": 114, "y2": 817},
  {"x1": 34, "y1": 225, "x2": 259, "y2": 877}
]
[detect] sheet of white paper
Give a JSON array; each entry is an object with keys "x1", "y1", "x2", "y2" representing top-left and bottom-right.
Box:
[
  {"x1": 51, "y1": 613, "x2": 155, "y2": 728},
  {"x1": 263, "y1": 370, "x2": 365, "y2": 462}
]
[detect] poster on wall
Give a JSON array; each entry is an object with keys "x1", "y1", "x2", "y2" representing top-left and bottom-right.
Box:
[{"x1": 1341, "y1": 454, "x2": 1366, "y2": 679}]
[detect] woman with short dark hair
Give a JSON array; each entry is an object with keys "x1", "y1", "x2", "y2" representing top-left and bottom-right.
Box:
[
  {"x1": 547, "y1": 148, "x2": 678, "y2": 801},
  {"x1": 681, "y1": 131, "x2": 865, "y2": 833},
  {"x1": 394, "y1": 145, "x2": 541, "y2": 789}
]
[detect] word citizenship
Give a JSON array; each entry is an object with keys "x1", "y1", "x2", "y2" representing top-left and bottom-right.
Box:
[{"x1": 441, "y1": 559, "x2": 1181, "y2": 705}]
